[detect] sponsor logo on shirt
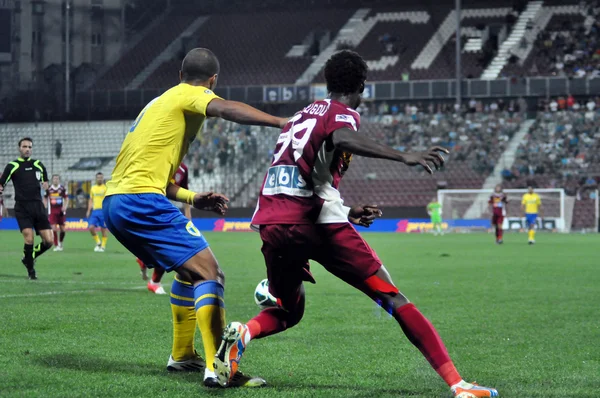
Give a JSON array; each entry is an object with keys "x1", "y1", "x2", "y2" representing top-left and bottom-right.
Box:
[
  {"x1": 335, "y1": 114, "x2": 357, "y2": 131},
  {"x1": 262, "y1": 165, "x2": 312, "y2": 197}
]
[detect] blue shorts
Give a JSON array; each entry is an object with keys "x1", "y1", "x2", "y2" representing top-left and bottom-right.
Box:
[
  {"x1": 525, "y1": 213, "x2": 538, "y2": 227},
  {"x1": 103, "y1": 194, "x2": 208, "y2": 271},
  {"x1": 88, "y1": 209, "x2": 106, "y2": 228}
]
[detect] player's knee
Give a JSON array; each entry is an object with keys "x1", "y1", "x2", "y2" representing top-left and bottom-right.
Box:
[
  {"x1": 215, "y1": 266, "x2": 225, "y2": 286},
  {"x1": 379, "y1": 291, "x2": 410, "y2": 312},
  {"x1": 281, "y1": 285, "x2": 305, "y2": 328},
  {"x1": 42, "y1": 239, "x2": 53, "y2": 248}
]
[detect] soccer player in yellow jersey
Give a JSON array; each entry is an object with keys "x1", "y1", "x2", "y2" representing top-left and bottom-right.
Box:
[
  {"x1": 521, "y1": 186, "x2": 542, "y2": 244},
  {"x1": 86, "y1": 172, "x2": 108, "y2": 252},
  {"x1": 102, "y1": 48, "x2": 287, "y2": 388}
]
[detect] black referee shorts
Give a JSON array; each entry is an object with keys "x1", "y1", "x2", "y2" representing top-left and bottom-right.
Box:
[{"x1": 14, "y1": 201, "x2": 51, "y2": 233}]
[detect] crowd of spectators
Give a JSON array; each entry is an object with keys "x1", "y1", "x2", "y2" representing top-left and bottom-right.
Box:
[
  {"x1": 503, "y1": 97, "x2": 600, "y2": 196},
  {"x1": 520, "y1": 1, "x2": 600, "y2": 78},
  {"x1": 358, "y1": 99, "x2": 523, "y2": 175}
]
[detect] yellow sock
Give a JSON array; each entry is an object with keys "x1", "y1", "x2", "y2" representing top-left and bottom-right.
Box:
[
  {"x1": 93, "y1": 235, "x2": 100, "y2": 245},
  {"x1": 529, "y1": 229, "x2": 535, "y2": 241},
  {"x1": 101, "y1": 236, "x2": 107, "y2": 248},
  {"x1": 170, "y1": 277, "x2": 197, "y2": 361},
  {"x1": 194, "y1": 281, "x2": 225, "y2": 371}
]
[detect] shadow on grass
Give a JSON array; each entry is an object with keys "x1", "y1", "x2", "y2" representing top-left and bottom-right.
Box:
[
  {"x1": 35, "y1": 354, "x2": 437, "y2": 396},
  {"x1": 0, "y1": 273, "x2": 28, "y2": 279},
  {"x1": 36, "y1": 353, "x2": 200, "y2": 383},
  {"x1": 270, "y1": 381, "x2": 428, "y2": 397}
]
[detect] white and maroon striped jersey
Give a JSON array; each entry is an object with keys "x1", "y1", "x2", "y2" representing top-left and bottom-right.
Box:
[{"x1": 252, "y1": 99, "x2": 360, "y2": 225}]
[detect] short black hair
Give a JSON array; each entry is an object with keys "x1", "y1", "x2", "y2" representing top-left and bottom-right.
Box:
[
  {"x1": 19, "y1": 137, "x2": 33, "y2": 146},
  {"x1": 52, "y1": 174, "x2": 60, "y2": 178},
  {"x1": 96, "y1": 172, "x2": 103, "y2": 176},
  {"x1": 181, "y1": 48, "x2": 220, "y2": 82},
  {"x1": 324, "y1": 50, "x2": 368, "y2": 95}
]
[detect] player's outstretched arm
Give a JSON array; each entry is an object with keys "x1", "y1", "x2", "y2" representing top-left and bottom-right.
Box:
[
  {"x1": 332, "y1": 128, "x2": 448, "y2": 174},
  {"x1": 348, "y1": 204, "x2": 383, "y2": 228},
  {"x1": 166, "y1": 182, "x2": 229, "y2": 215},
  {"x1": 206, "y1": 99, "x2": 288, "y2": 129}
]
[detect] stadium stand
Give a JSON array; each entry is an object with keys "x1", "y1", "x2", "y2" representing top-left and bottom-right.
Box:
[
  {"x1": 500, "y1": 1, "x2": 596, "y2": 78},
  {"x1": 339, "y1": 106, "x2": 521, "y2": 207},
  {"x1": 140, "y1": 8, "x2": 356, "y2": 88},
  {"x1": 92, "y1": 13, "x2": 199, "y2": 90}
]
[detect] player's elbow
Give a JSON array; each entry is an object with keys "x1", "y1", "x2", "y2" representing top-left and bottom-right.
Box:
[
  {"x1": 206, "y1": 98, "x2": 229, "y2": 119},
  {"x1": 331, "y1": 129, "x2": 355, "y2": 151}
]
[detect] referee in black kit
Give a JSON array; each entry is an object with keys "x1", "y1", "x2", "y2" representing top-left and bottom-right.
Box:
[{"x1": 0, "y1": 138, "x2": 54, "y2": 279}]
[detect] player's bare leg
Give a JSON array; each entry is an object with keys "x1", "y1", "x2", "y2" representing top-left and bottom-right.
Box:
[
  {"x1": 176, "y1": 248, "x2": 265, "y2": 388},
  {"x1": 147, "y1": 266, "x2": 166, "y2": 294},
  {"x1": 136, "y1": 258, "x2": 149, "y2": 281}
]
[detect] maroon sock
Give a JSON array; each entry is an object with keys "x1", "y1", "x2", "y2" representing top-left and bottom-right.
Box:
[
  {"x1": 246, "y1": 308, "x2": 290, "y2": 339},
  {"x1": 394, "y1": 303, "x2": 453, "y2": 374},
  {"x1": 53, "y1": 231, "x2": 58, "y2": 246},
  {"x1": 498, "y1": 228, "x2": 503, "y2": 240},
  {"x1": 151, "y1": 267, "x2": 165, "y2": 283},
  {"x1": 495, "y1": 226, "x2": 500, "y2": 239},
  {"x1": 59, "y1": 231, "x2": 65, "y2": 243}
]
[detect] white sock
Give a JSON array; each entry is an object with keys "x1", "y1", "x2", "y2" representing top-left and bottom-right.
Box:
[
  {"x1": 204, "y1": 368, "x2": 216, "y2": 379},
  {"x1": 243, "y1": 325, "x2": 252, "y2": 346},
  {"x1": 451, "y1": 380, "x2": 472, "y2": 389}
]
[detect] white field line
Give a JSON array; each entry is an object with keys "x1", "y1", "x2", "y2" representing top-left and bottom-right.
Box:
[
  {"x1": 0, "y1": 279, "x2": 144, "y2": 286},
  {"x1": 0, "y1": 286, "x2": 147, "y2": 299}
]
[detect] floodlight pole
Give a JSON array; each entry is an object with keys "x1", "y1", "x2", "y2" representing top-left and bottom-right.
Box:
[
  {"x1": 65, "y1": 1, "x2": 71, "y2": 115},
  {"x1": 455, "y1": 0, "x2": 461, "y2": 106}
]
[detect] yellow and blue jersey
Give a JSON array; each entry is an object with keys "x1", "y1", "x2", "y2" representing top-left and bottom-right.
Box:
[
  {"x1": 106, "y1": 83, "x2": 220, "y2": 197},
  {"x1": 522, "y1": 193, "x2": 541, "y2": 214},
  {"x1": 90, "y1": 184, "x2": 107, "y2": 210}
]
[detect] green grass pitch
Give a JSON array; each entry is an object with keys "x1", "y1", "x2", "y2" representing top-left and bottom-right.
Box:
[{"x1": 0, "y1": 230, "x2": 598, "y2": 397}]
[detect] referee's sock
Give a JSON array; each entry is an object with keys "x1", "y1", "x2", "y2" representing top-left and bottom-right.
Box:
[
  {"x1": 33, "y1": 241, "x2": 52, "y2": 259},
  {"x1": 23, "y1": 244, "x2": 34, "y2": 269}
]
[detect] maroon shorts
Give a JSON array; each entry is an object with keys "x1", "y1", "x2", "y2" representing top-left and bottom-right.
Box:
[
  {"x1": 491, "y1": 212, "x2": 504, "y2": 225},
  {"x1": 49, "y1": 212, "x2": 66, "y2": 226},
  {"x1": 259, "y1": 223, "x2": 382, "y2": 306}
]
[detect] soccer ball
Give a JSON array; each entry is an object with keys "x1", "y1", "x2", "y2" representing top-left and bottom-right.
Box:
[{"x1": 254, "y1": 279, "x2": 277, "y2": 309}]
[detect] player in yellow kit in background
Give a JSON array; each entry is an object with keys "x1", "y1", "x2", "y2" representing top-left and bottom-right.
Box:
[
  {"x1": 521, "y1": 186, "x2": 542, "y2": 245},
  {"x1": 87, "y1": 172, "x2": 109, "y2": 252}
]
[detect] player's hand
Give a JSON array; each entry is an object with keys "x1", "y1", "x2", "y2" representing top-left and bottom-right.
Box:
[
  {"x1": 86, "y1": 211, "x2": 90, "y2": 218},
  {"x1": 193, "y1": 192, "x2": 229, "y2": 215},
  {"x1": 402, "y1": 146, "x2": 449, "y2": 174},
  {"x1": 348, "y1": 204, "x2": 382, "y2": 228},
  {"x1": 279, "y1": 117, "x2": 290, "y2": 128},
  {"x1": 0, "y1": 185, "x2": 3, "y2": 194},
  {"x1": 42, "y1": 182, "x2": 49, "y2": 190}
]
